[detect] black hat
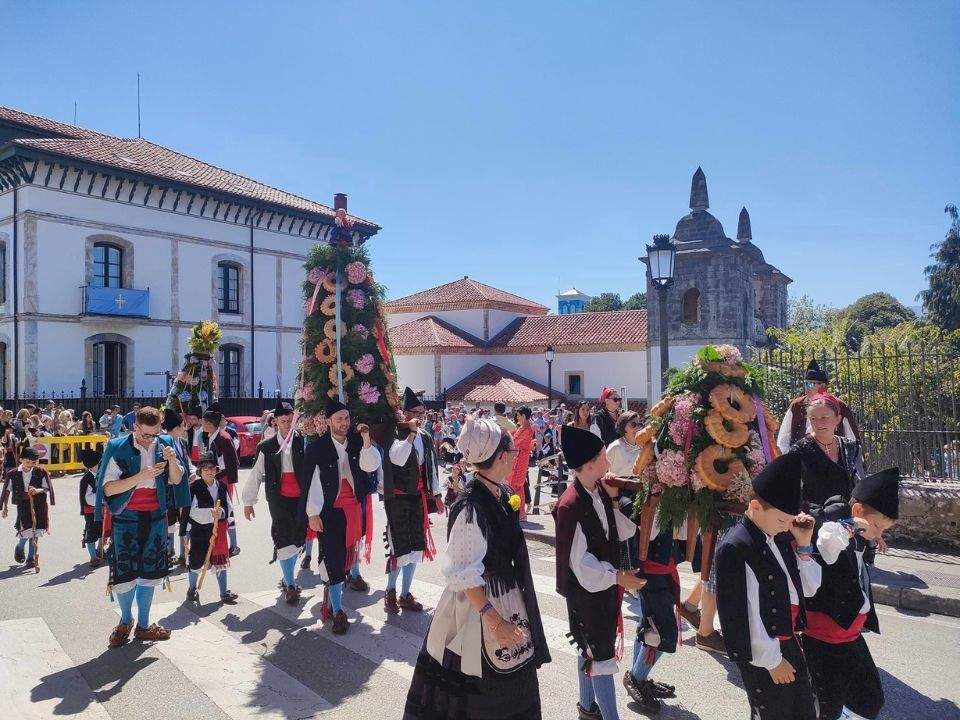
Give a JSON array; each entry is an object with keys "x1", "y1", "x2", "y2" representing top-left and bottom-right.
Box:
[
  {"x1": 196, "y1": 451, "x2": 219, "y2": 470},
  {"x1": 852, "y1": 467, "x2": 900, "y2": 520},
  {"x1": 805, "y1": 359, "x2": 828, "y2": 383},
  {"x1": 560, "y1": 424, "x2": 605, "y2": 470},
  {"x1": 751, "y1": 452, "x2": 803, "y2": 515},
  {"x1": 79, "y1": 447, "x2": 102, "y2": 469},
  {"x1": 273, "y1": 401, "x2": 294, "y2": 417},
  {"x1": 402, "y1": 387, "x2": 424, "y2": 412},
  {"x1": 20, "y1": 446, "x2": 40, "y2": 461},
  {"x1": 202, "y1": 402, "x2": 223, "y2": 425},
  {"x1": 325, "y1": 397, "x2": 348, "y2": 417},
  {"x1": 162, "y1": 407, "x2": 183, "y2": 432}
]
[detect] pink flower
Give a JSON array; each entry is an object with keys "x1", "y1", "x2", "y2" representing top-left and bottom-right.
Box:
[
  {"x1": 347, "y1": 288, "x2": 366, "y2": 310},
  {"x1": 746, "y1": 431, "x2": 767, "y2": 478},
  {"x1": 176, "y1": 372, "x2": 188, "y2": 383},
  {"x1": 358, "y1": 381, "x2": 380, "y2": 404},
  {"x1": 672, "y1": 392, "x2": 700, "y2": 425},
  {"x1": 295, "y1": 383, "x2": 315, "y2": 402},
  {"x1": 689, "y1": 469, "x2": 704, "y2": 492},
  {"x1": 716, "y1": 344, "x2": 742, "y2": 364},
  {"x1": 655, "y1": 449, "x2": 689, "y2": 488},
  {"x1": 345, "y1": 261, "x2": 367, "y2": 285},
  {"x1": 308, "y1": 267, "x2": 327, "y2": 285},
  {"x1": 354, "y1": 353, "x2": 375, "y2": 375},
  {"x1": 352, "y1": 323, "x2": 369, "y2": 339}
]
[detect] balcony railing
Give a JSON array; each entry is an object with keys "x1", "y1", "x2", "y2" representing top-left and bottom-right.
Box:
[{"x1": 80, "y1": 285, "x2": 150, "y2": 318}]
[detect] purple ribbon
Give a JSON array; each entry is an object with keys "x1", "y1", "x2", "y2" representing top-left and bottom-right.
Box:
[{"x1": 753, "y1": 395, "x2": 772, "y2": 462}]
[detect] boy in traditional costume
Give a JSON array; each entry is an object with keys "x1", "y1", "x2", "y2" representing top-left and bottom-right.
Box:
[
  {"x1": 186, "y1": 452, "x2": 237, "y2": 604},
  {"x1": 301, "y1": 397, "x2": 381, "y2": 634},
  {"x1": 1, "y1": 446, "x2": 53, "y2": 569},
  {"x1": 242, "y1": 402, "x2": 309, "y2": 604},
  {"x1": 715, "y1": 453, "x2": 822, "y2": 720},
  {"x1": 78, "y1": 448, "x2": 103, "y2": 567},
  {"x1": 802, "y1": 467, "x2": 900, "y2": 720},
  {"x1": 200, "y1": 402, "x2": 241, "y2": 556},
  {"x1": 96, "y1": 406, "x2": 191, "y2": 648},
  {"x1": 554, "y1": 425, "x2": 646, "y2": 720},
  {"x1": 162, "y1": 408, "x2": 194, "y2": 566},
  {"x1": 383, "y1": 387, "x2": 443, "y2": 613}
]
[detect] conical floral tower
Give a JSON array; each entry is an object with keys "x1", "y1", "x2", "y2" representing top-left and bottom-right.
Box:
[{"x1": 163, "y1": 320, "x2": 222, "y2": 417}]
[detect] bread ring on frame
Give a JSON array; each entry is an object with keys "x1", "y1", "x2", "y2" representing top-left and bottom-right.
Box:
[
  {"x1": 694, "y1": 444, "x2": 745, "y2": 491},
  {"x1": 320, "y1": 295, "x2": 337, "y2": 317},
  {"x1": 708, "y1": 383, "x2": 757, "y2": 424},
  {"x1": 632, "y1": 443, "x2": 655, "y2": 475},
  {"x1": 700, "y1": 360, "x2": 747, "y2": 378},
  {"x1": 322, "y1": 274, "x2": 338, "y2": 293},
  {"x1": 313, "y1": 340, "x2": 336, "y2": 364},
  {"x1": 704, "y1": 409, "x2": 750, "y2": 448},
  {"x1": 649, "y1": 395, "x2": 674, "y2": 418},
  {"x1": 328, "y1": 363, "x2": 354, "y2": 386},
  {"x1": 327, "y1": 388, "x2": 339, "y2": 399},
  {"x1": 323, "y1": 318, "x2": 347, "y2": 340}
]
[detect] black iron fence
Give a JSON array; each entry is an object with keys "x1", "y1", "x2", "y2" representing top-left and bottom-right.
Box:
[{"x1": 753, "y1": 345, "x2": 960, "y2": 481}]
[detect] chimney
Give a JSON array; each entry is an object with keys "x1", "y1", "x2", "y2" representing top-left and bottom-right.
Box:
[{"x1": 334, "y1": 193, "x2": 348, "y2": 211}]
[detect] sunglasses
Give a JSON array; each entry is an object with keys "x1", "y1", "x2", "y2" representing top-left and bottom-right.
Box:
[
  {"x1": 137, "y1": 429, "x2": 161, "y2": 439},
  {"x1": 608, "y1": 397, "x2": 622, "y2": 403},
  {"x1": 627, "y1": 420, "x2": 642, "y2": 428}
]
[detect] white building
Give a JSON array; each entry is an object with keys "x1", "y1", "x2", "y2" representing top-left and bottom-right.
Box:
[
  {"x1": 0, "y1": 106, "x2": 379, "y2": 398},
  {"x1": 386, "y1": 277, "x2": 649, "y2": 408}
]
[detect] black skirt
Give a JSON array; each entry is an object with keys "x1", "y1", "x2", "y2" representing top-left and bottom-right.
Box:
[{"x1": 404, "y1": 643, "x2": 541, "y2": 720}]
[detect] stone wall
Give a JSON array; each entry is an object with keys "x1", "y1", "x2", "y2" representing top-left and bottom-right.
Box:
[{"x1": 889, "y1": 480, "x2": 960, "y2": 549}]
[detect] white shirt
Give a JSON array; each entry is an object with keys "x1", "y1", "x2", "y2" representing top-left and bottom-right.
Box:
[
  {"x1": 189, "y1": 480, "x2": 234, "y2": 525},
  {"x1": 606, "y1": 439, "x2": 641, "y2": 477},
  {"x1": 745, "y1": 534, "x2": 822, "y2": 669},
  {"x1": 389, "y1": 433, "x2": 425, "y2": 467},
  {"x1": 242, "y1": 442, "x2": 295, "y2": 507},
  {"x1": 776, "y1": 407, "x2": 856, "y2": 454},
  {"x1": 569, "y1": 484, "x2": 637, "y2": 593},
  {"x1": 817, "y1": 521, "x2": 871, "y2": 614},
  {"x1": 101, "y1": 438, "x2": 162, "y2": 489},
  {"x1": 305, "y1": 439, "x2": 381, "y2": 517}
]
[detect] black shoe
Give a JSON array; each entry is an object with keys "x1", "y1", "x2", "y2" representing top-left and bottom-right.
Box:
[
  {"x1": 186, "y1": 588, "x2": 199, "y2": 603},
  {"x1": 229, "y1": 546, "x2": 241, "y2": 557},
  {"x1": 577, "y1": 702, "x2": 602, "y2": 720},
  {"x1": 14, "y1": 545, "x2": 24, "y2": 564},
  {"x1": 220, "y1": 590, "x2": 239, "y2": 604},
  {"x1": 649, "y1": 678, "x2": 676, "y2": 699},
  {"x1": 622, "y1": 671, "x2": 662, "y2": 713}
]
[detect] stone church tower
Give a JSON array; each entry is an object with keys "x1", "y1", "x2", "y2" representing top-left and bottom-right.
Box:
[{"x1": 645, "y1": 168, "x2": 790, "y2": 397}]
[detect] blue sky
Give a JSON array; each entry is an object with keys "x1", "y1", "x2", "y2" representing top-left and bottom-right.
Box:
[{"x1": 3, "y1": 2, "x2": 957, "y2": 313}]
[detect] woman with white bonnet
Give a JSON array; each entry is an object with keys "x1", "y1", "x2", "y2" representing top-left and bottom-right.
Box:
[{"x1": 404, "y1": 415, "x2": 551, "y2": 719}]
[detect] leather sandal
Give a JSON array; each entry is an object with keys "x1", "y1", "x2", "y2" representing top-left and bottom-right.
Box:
[
  {"x1": 284, "y1": 584, "x2": 302, "y2": 605},
  {"x1": 347, "y1": 574, "x2": 369, "y2": 591},
  {"x1": 220, "y1": 590, "x2": 239, "y2": 604},
  {"x1": 399, "y1": 593, "x2": 424, "y2": 612},
  {"x1": 331, "y1": 610, "x2": 349, "y2": 635},
  {"x1": 134, "y1": 623, "x2": 172, "y2": 642},
  {"x1": 109, "y1": 621, "x2": 132, "y2": 648},
  {"x1": 384, "y1": 588, "x2": 400, "y2": 614}
]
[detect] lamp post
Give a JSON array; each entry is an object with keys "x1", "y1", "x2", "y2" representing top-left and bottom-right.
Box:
[
  {"x1": 545, "y1": 345, "x2": 555, "y2": 409},
  {"x1": 645, "y1": 233, "x2": 677, "y2": 393}
]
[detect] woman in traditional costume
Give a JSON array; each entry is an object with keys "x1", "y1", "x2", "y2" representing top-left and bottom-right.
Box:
[{"x1": 404, "y1": 416, "x2": 551, "y2": 719}]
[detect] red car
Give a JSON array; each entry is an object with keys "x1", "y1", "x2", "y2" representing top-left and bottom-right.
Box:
[{"x1": 226, "y1": 416, "x2": 263, "y2": 461}]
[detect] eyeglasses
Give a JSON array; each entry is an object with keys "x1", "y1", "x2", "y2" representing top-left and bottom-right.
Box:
[
  {"x1": 137, "y1": 429, "x2": 161, "y2": 439},
  {"x1": 627, "y1": 420, "x2": 642, "y2": 428},
  {"x1": 609, "y1": 397, "x2": 622, "y2": 404}
]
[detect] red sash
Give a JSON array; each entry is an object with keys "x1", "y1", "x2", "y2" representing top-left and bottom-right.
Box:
[
  {"x1": 805, "y1": 610, "x2": 867, "y2": 644},
  {"x1": 210, "y1": 519, "x2": 230, "y2": 567},
  {"x1": 83, "y1": 505, "x2": 94, "y2": 515},
  {"x1": 334, "y1": 478, "x2": 362, "y2": 571},
  {"x1": 190, "y1": 444, "x2": 200, "y2": 462},
  {"x1": 126, "y1": 487, "x2": 159, "y2": 512},
  {"x1": 776, "y1": 604, "x2": 802, "y2": 640},
  {"x1": 280, "y1": 471, "x2": 300, "y2": 498}
]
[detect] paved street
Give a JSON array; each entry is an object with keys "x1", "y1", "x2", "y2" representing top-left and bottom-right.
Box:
[{"x1": 1, "y1": 468, "x2": 958, "y2": 720}]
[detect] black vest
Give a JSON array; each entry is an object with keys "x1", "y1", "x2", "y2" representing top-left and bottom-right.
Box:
[
  {"x1": 391, "y1": 429, "x2": 434, "y2": 496},
  {"x1": 256, "y1": 434, "x2": 305, "y2": 504},
  {"x1": 189, "y1": 478, "x2": 229, "y2": 523}
]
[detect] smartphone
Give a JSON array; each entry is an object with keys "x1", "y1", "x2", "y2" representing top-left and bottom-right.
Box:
[{"x1": 153, "y1": 460, "x2": 168, "y2": 472}]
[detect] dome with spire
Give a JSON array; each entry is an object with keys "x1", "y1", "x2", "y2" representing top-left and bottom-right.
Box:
[
  {"x1": 672, "y1": 167, "x2": 732, "y2": 249},
  {"x1": 736, "y1": 206, "x2": 766, "y2": 263}
]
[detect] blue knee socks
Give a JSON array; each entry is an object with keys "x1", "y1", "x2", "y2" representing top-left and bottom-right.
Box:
[
  {"x1": 386, "y1": 568, "x2": 400, "y2": 592},
  {"x1": 400, "y1": 562, "x2": 416, "y2": 597},
  {"x1": 188, "y1": 570, "x2": 198, "y2": 591},
  {"x1": 279, "y1": 555, "x2": 296, "y2": 587},
  {"x1": 631, "y1": 640, "x2": 660, "y2": 682},
  {"x1": 25, "y1": 539, "x2": 35, "y2": 562},
  {"x1": 349, "y1": 561, "x2": 361, "y2": 578},
  {"x1": 216, "y1": 571, "x2": 228, "y2": 595},
  {"x1": 135, "y1": 585, "x2": 155, "y2": 628},
  {"x1": 303, "y1": 539, "x2": 314, "y2": 558},
  {"x1": 577, "y1": 656, "x2": 620, "y2": 719},
  {"x1": 228, "y1": 527, "x2": 237, "y2": 550},
  {"x1": 117, "y1": 588, "x2": 135, "y2": 625},
  {"x1": 329, "y1": 582, "x2": 344, "y2": 614},
  {"x1": 86, "y1": 542, "x2": 97, "y2": 560}
]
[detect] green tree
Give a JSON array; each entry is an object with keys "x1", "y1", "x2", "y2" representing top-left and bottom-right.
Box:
[
  {"x1": 584, "y1": 292, "x2": 623, "y2": 312},
  {"x1": 623, "y1": 292, "x2": 647, "y2": 310},
  {"x1": 787, "y1": 295, "x2": 839, "y2": 332},
  {"x1": 918, "y1": 204, "x2": 960, "y2": 331},
  {"x1": 843, "y1": 292, "x2": 915, "y2": 333}
]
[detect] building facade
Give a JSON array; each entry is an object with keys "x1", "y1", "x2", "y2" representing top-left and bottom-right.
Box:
[
  {"x1": 557, "y1": 287, "x2": 592, "y2": 314},
  {"x1": 0, "y1": 106, "x2": 378, "y2": 397}
]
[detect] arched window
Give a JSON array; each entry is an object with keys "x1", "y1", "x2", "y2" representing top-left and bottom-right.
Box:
[
  {"x1": 92, "y1": 340, "x2": 127, "y2": 396},
  {"x1": 217, "y1": 262, "x2": 241, "y2": 314},
  {"x1": 219, "y1": 344, "x2": 242, "y2": 397},
  {"x1": 93, "y1": 242, "x2": 124, "y2": 288},
  {"x1": 681, "y1": 287, "x2": 701, "y2": 324}
]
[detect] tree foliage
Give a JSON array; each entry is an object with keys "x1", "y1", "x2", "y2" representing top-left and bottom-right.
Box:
[
  {"x1": 918, "y1": 204, "x2": 960, "y2": 331},
  {"x1": 584, "y1": 292, "x2": 623, "y2": 312},
  {"x1": 623, "y1": 292, "x2": 647, "y2": 310}
]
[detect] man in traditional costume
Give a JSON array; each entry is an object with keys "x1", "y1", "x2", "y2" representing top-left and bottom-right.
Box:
[
  {"x1": 301, "y1": 398, "x2": 381, "y2": 634},
  {"x1": 715, "y1": 453, "x2": 822, "y2": 720},
  {"x1": 777, "y1": 360, "x2": 860, "y2": 453},
  {"x1": 78, "y1": 447, "x2": 104, "y2": 567},
  {"x1": 1, "y1": 446, "x2": 53, "y2": 569},
  {"x1": 162, "y1": 407, "x2": 194, "y2": 566},
  {"x1": 186, "y1": 452, "x2": 237, "y2": 605},
  {"x1": 200, "y1": 402, "x2": 241, "y2": 555},
  {"x1": 383, "y1": 387, "x2": 443, "y2": 614},
  {"x1": 96, "y1": 406, "x2": 191, "y2": 648},
  {"x1": 554, "y1": 425, "x2": 646, "y2": 720},
  {"x1": 242, "y1": 402, "x2": 308, "y2": 604}
]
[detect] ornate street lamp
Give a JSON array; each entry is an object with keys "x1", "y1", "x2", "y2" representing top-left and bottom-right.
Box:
[
  {"x1": 645, "y1": 233, "x2": 676, "y2": 392},
  {"x1": 545, "y1": 345, "x2": 556, "y2": 409}
]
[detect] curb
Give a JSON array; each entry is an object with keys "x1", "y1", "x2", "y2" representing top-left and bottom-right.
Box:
[{"x1": 522, "y1": 527, "x2": 960, "y2": 619}]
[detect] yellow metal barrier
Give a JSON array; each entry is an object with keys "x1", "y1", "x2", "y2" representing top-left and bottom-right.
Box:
[{"x1": 34, "y1": 434, "x2": 110, "y2": 473}]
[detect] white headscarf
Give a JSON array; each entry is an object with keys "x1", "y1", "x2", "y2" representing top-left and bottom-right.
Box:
[{"x1": 456, "y1": 415, "x2": 503, "y2": 466}]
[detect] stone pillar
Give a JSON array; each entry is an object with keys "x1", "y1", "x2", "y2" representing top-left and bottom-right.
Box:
[{"x1": 433, "y1": 351, "x2": 442, "y2": 396}]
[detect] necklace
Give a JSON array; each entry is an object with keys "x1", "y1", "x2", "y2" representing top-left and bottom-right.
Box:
[
  {"x1": 815, "y1": 435, "x2": 836, "y2": 449},
  {"x1": 475, "y1": 472, "x2": 502, "y2": 500}
]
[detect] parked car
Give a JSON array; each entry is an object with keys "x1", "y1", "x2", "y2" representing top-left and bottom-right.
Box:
[{"x1": 226, "y1": 416, "x2": 263, "y2": 461}]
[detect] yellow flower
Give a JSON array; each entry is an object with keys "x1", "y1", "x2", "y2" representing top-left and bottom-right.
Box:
[{"x1": 508, "y1": 494, "x2": 522, "y2": 512}]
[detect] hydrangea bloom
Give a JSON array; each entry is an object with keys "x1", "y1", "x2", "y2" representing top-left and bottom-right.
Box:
[
  {"x1": 354, "y1": 353, "x2": 375, "y2": 374},
  {"x1": 655, "y1": 449, "x2": 689, "y2": 487},
  {"x1": 358, "y1": 381, "x2": 380, "y2": 404}
]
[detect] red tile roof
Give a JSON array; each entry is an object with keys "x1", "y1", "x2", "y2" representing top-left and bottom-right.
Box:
[
  {"x1": 446, "y1": 364, "x2": 563, "y2": 404},
  {"x1": 490, "y1": 309, "x2": 647, "y2": 350},
  {"x1": 390, "y1": 316, "x2": 483, "y2": 349},
  {"x1": 386, "y1": 277, "x2": 549, "y2": 315},
  {"x1": 0, "y1": 106, "x2": 379, "y2": 231}
]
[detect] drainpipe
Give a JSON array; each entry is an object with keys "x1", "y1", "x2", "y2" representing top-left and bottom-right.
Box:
[
  {"x1": 249, "y1": 215, "x2": 255, "y2": 396},
  {"x1": 11, "y1": 185, "x2": 18, "y2": 397}
]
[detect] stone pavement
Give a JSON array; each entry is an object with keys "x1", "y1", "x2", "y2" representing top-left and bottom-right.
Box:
[{"x1": 521, "y1": 509, "x2": 960, "y2": 618}]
